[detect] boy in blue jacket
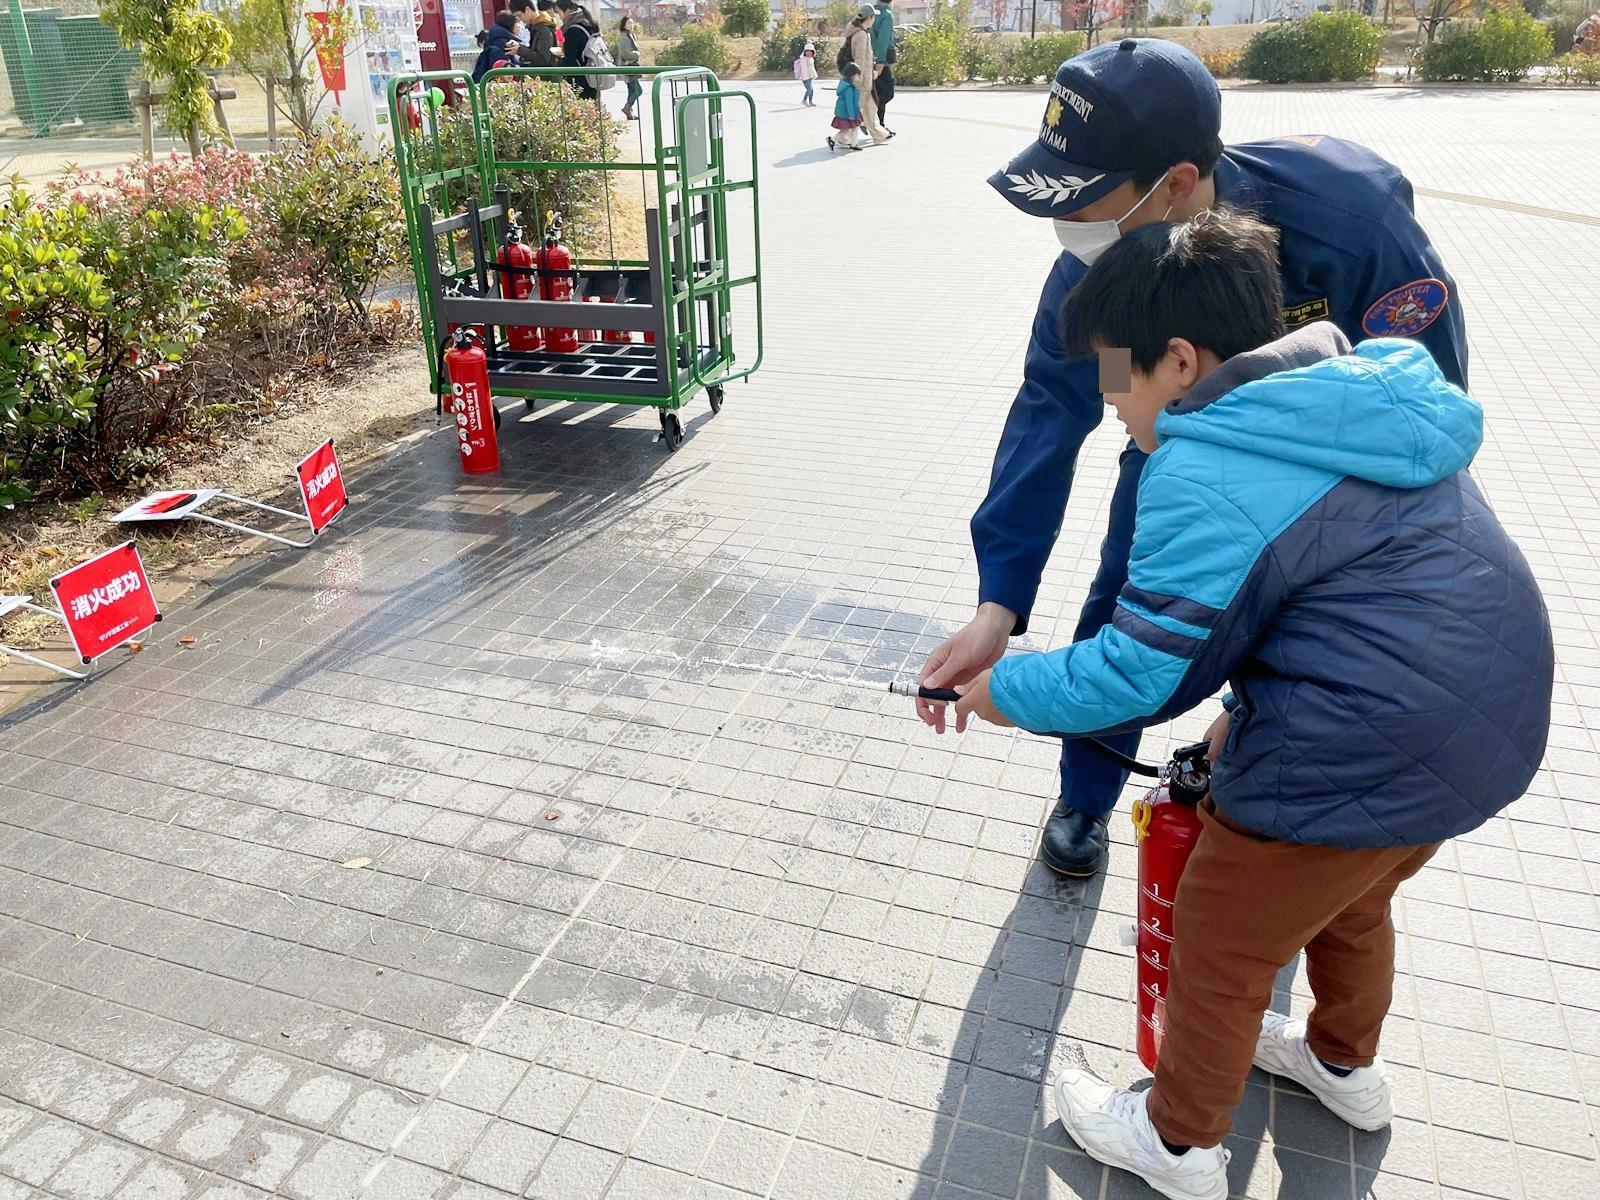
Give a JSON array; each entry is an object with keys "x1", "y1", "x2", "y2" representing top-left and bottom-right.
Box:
[{"x1": 952, "y1": 209, "x2": 1552, "y2": 1200}]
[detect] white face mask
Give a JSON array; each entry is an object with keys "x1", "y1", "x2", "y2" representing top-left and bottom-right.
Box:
[{"x1": 1053, "y1": 171, "x2": 1172, "y2": 266}]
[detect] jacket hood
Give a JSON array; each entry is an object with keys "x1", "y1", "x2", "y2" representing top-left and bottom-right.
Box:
[{"x1": 1155, "y1": 322, "x2": 1482, "y2": 489}]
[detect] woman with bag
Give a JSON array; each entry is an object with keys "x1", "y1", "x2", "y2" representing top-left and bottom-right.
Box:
[
  {"x1": 618, "y1": 15, "x2": 643, "y2": 119},
  {"x1": 557, "y1": 0, "x2": 600, "y2": 99}
]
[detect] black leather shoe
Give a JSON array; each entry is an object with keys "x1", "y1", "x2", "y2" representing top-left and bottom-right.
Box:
[{"x1": 1039, "y1": 806, "x2": 1110, "y2": 877}]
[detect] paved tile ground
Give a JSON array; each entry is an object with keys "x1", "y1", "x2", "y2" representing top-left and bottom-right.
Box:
[{"x1": 2, "y1": 82, "x2": 1598, "y2": 1200}]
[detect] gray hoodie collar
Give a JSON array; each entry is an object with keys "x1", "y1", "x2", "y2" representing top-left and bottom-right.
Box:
[{"x1": 1169, "y1": 322, "x2": 1353, "y2": 416}]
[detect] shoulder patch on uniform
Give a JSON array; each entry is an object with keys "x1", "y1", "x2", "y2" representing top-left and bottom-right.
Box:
[
  {"x1": 1283, "y1": 297, "x2": 1330, "y2": 329},
  {"x1": 1279, "y1": 135, "x2": 1324, "y2": 148},
  {"x1": 1362, "y1": 278, "x2": 1449, "y2": 338}
]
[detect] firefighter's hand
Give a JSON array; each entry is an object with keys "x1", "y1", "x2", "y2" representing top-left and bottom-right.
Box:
[
  {"x1": 1205, "y1": 708, "x2": 1230, "y2": 764},
  {"x1": 916, "y1": 603, "x2": 1015, "y2": 733},
  {"x1": 954, "y1": 671, "x2": 1013, "y2": 730}
]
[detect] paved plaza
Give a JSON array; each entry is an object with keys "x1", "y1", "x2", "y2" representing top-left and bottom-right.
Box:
[{"x1": 1, "y1": 82, "x2": 1597, "y2": 1200}]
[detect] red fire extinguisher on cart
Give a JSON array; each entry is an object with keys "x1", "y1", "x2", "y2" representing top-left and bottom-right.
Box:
[
  {"x1": 538, "y1": 211, "x2": 580, "y2": 354},
  {"x1": 443, "y1": 328, "x2": 500, "y2": 475},
  {"x1": 499, "y1": 218, "x2": 542, "y2": 353},
  {"x1": 1125, "y1": 741, "x2": 1212, "y2": 1072}
]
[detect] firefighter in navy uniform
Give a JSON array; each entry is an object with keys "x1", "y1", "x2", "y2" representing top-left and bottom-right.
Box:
[{"x1": 913, "y1": 39, "x2": 1468, "y2": 879}]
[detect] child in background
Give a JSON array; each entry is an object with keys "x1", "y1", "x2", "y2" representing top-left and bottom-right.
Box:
[
  {"x1": 794, "y1": 41, "x2": 818, "y2": 106},
  {"x1": 827, "y1": 63, "x2": 865, "y2": 152}
]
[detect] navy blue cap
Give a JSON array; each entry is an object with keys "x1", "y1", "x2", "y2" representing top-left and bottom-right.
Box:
[{"x1": 989, "y1": 38, "x2": 1221, "y2": 218}]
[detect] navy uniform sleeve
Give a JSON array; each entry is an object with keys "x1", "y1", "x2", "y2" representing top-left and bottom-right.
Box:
[
  {"x1": 1352, "y1": 181, "x2": 1468, "y2": 391},
  {"x1": 970, "y1": 254, "x2": 1103, "y2": 635}
]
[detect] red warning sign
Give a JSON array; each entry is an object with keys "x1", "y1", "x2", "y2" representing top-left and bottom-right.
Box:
[
  {"x1": 295, "y1": 440, "x2": 348, "y2": 534},
  {"x1": 50, "y1": 543, "x2": 161, "y2": 663}
]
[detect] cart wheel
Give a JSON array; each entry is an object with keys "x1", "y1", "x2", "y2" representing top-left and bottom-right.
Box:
[
  {"x1": 708, "y1": 386, "x2": 724, "y2": 415},
  {"x1": 524, "y1": 398, "x2": 537, "y2": 412},
  {"x1": 659, "y1": 411, "x2": 684, "y2": 451},
  {"x1": 493, "y1": 406, "x2": 502, "y2": 431}
]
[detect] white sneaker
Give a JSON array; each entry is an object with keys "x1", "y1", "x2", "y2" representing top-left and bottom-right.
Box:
[
  {"x1": 1252, "y1": 1012, "x2": 1393, "y2": 1131},
  {"x1": 1053, "y1": 1070, "x2": 1229, "y2": 1200}
]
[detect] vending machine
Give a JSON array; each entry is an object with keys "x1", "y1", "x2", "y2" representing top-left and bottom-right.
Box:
[{"x1": 314, "y1": 0, "x2": 424, "y2": 149}]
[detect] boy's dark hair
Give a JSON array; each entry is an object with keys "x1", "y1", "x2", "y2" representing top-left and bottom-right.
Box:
[
  {"x1": 1131, "y1": 136, "x2": 1224, "y2": 192},
  {"x1": 842, "y1": 62, "x2": 862, "y2": 79},
  {"x1": 509, "y1": 0, "x2": 536, "y2": 13},
  {"x1": 1063, "y1": 207, "x2": 1285, "y2": 372},
  {"x1": 494, "y1": 10, "x2": 518, "y2": 30}
]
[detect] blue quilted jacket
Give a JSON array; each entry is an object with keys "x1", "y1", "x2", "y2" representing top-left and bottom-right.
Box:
[{"x1": 990, "y1": 323, "x2": 1552, "y2": 849}]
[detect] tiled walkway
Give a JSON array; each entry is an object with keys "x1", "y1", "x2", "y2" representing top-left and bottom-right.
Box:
[{"x1": 1, "y1": 82, "x2": 1597, "y2": 1200}]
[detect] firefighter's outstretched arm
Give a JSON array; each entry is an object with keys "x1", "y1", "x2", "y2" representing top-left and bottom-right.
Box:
[
  {"x1": 916, "y1": 255, "x2": 1104, "y2": 733},
  {"x1": 969, "y1": 254, "x2": 1105, "y2": 635}
]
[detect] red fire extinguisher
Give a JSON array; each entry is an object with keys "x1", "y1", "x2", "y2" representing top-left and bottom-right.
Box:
[
  {"x1": 599, "y1": 290, "x2": 631, "y2": 344},
  {"x1": 499, "y1": 219, "x2": 541, "y2": 353},
  {"x1": 538, "y1": 212, "x2": 579, "y2": 354},
  {"x1": 1126, "y1": 741, "x2": 1212, "y2": 1073},
  {"x1": 443, "y1": 329, "x2": 500, "y2": 475}
]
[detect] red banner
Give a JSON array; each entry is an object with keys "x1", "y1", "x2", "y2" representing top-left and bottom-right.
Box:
[
  {"x1": 295, "y1": 440, "x2": 348, "y2": 534},
  {"x1": 307, "y1": 11, "x2": 347, "y2": 96},
  {"x1": 51, "y1": 543, "x2": 160, "y2": 664}
]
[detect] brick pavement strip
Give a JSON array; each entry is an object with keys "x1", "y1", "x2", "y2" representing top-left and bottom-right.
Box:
[{"x1": 1, "y1": 82, "x2": 1599, "y2": 1200}]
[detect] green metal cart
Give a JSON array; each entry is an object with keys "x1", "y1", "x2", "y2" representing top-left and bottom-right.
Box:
[{"x1": 387, "y1": 66, "x2": 763, "y2": 450}]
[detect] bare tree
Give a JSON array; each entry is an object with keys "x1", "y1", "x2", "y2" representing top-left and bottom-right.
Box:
[{"x1": 1411, "y1": 0, "x2": 1472, "y2": 43}]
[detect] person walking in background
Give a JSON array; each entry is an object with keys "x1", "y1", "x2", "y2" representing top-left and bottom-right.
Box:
[
  {"x1": 618, "y1": 15, "x2": 643, "y2": 119},
  {"x1": 827, "y1": 63, "x2": 866, "y2": 151},
  {"x1": 557, "y1": 0, "x2": 600, "y2": 99},
  {"x1": 870, "y1": 0, "x2": 896, "y2": 136},
  {"x1": 795, "y1": 41, "x2": 818, "y2": 106},
  {"x1": 840, "y1": 5, "x2": 887, "y2": 145}
]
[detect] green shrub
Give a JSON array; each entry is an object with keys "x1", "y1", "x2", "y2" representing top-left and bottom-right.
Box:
[
  {"x1": 1550, "y1": 49, "x2": 1600, "y2": 84},
  {"x1": 1421, "y1": 7, "x2": 1553, "y2": 81},
  {"x1": 720, "y1": 0, "x2": 769, "y2": 37},
  {"x1": 1239, "y1": 11, "x2": 1381, "y2": 81},
  {"x1": 2, "y1": 170, "x2": 247, "y2": 499},
  {"x1": 253, "y1": 120, "x2": 405, "y2": 329},
  {"x1": 0, "y1": 185, "x2": 110, "y2": 507},
  {"x1": 896, "y1": 13, "x2": 964, "y2": 85},
  {"x1": 998, "y1": 31, "x2": 1086, "y2": 83},
  {"x1": 963, "y1": 33, "x2": 1003, "y2": 81},
  {"x1": 761, "y1": 29, "x2": 833, "y2": 74},
  {"x1": 654, "y1": 23, "x2": 734, "y2": 74},
  {"x1": 1477, "y1": 7, "x2": 1554, "y2": 78},
  {"x1": 438, "y1": 80, "x2": 620, "y2": 262}
]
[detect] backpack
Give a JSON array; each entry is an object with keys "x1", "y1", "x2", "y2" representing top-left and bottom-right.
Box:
[
  {"x1": 836, "y1": 32, "x2": 854, "y2": 75},
  {"x1": 582, "y1": 33, "x2": 617, "y2": 91}
]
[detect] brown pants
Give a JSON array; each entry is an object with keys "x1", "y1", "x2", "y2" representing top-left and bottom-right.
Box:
[{"x1": 1147, "y1": 800, "x2": 1439, "y2": 1149}]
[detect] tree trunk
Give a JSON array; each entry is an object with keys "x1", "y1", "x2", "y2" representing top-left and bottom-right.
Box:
[{"x1": 186, "y1": 119, "x2": 202, "y2": 157}]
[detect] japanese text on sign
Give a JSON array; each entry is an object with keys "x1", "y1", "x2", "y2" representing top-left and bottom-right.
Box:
[
  {"x1": 51, "y1": 543, "x2": 160, "y2": 663},
  {"x1": 67, "y1": 570, "x2": 143, "y2": 622},
  {"x1": 295, "y1": 440, "x2": 348, "y2": 534}
]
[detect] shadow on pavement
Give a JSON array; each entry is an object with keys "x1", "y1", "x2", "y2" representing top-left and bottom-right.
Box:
[{"x1": 914, "y1": 828, "x2": 1386, "y2": 1197}]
